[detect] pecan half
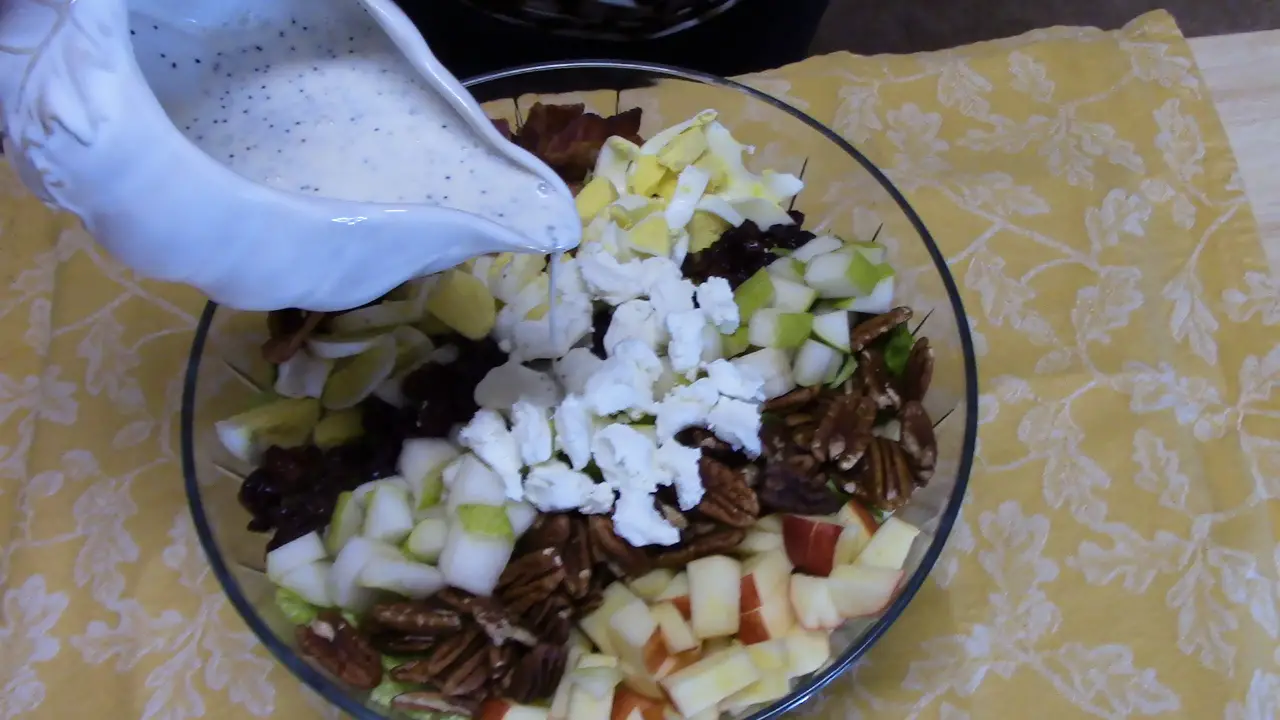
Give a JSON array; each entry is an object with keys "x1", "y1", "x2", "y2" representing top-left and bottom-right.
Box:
[
  {"x1": 695, "y1": 456, "x2": 760, "y2": 528},
  {"x1": 392, "y1": 692, "x2": 479, "y2": 717},
  {"x1": 763, "y1": 385, "x2": 822, "y2": 412},
  {"x1": 370, "y1": 602, "x2": 462, "y2": 635},
  {"x1": 811, "y1": 393, "x2": 876, "y2": 467},
  {"x1": 262, "y1": 310, "x2": 327, "y2": 364},
  {"x1": 501, "y1": 644, "x2": 570, "y2": 704},
  {"x1": 843, "y1": 438, "x2": 915, "y2": 511},
  {"x1": 296, "y1": 611, "x2": 382, "y2": 690},
  {"x1": 367, "y1": 632, "x2": 437, "y2": 655},
  {"x1": 900, "y1": 337, "x2": 934, "y2": 403},
  {"x1": 521, "y1": 594, "x2": 574, "y2": 646},
  {"x1": 849, "y1": 306, "x2": 912, "y2": 352},
  {"x1": 520, "y1": 513, "x2": 572, "y2": 552},
  {"x1": 899, "y1": 400, "x2": 938, "y2": 483},
  {"x1": 859, "y1": 349, "x2": 901, "y2": 410},
  {"x1": 676, "y1": 427, "x2": 749, "y2": 466},
  {"x1": 652, "y1": 528, "x2": 746, "y2": 569},
  {"x1": 559, "y1": 517, "x2": 595, "y2": 600},
  {"x1": 391, "y1": 625, "x2": 489, "y2": 696},
  {"x1": 497, "y1": 547, "x2": 566, "y2": 615},
  {"x1": 588, "y1": 516, "x2": 652, "y2": 577},
  {"x1": 472, "y1": 602, "x2": 538, "y2": 647}
]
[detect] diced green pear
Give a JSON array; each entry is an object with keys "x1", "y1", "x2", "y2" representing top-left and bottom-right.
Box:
[
  {"x1": 324, "y1": 491, "x2": 365, "y2": 555},
  {"x1": 576, "y1": 176, "x2": 617, "y2": 222},
  {"x1": 215, "y1": 397, "x2": 320, "y2": 463},
  {"x1": 305, "y1": 331, "x2": 388, "y2": 360},
  {"x1": 811, "y1": 310, "x2": 852, "y2": 352},
  {"x1": 793, "y1": 339, "x2": 843, "y2": 387},
  {"x1": 278, "y1": 561, "x2": 333, "y2": 607},
  {"x1": 328, "y1": 300, "x2": 423, "y2": 336},
  {"x1": 357, "y1": 555, "x2": 446, "y2": 599},
  {"x1": 803, "y1": 250, "x2": 888, "y2": 298},
  {"x1": 828, "y1": 355, "x2": 860, "y2": 387},
  {"x1": 321, "y1": 335, "x2": 397, "y2": 410},
  {"x1": 846, "y1": 240, "x2": 887, "y2": 265},
  {"x1": 274, "y1": 587, "x2": 320, "y2": 625},
  {"x1": 769, "y1": 276, "x2": 818, "y2": 312},
  {"x1": 362, "y1": 483, "x2": 415, "y2": 545},
  {"x1": 390, "y1": 326, "x2": 434, "y2": 374},
  {"x1": 313, "y1": 408, "x2": 364, "y2": 450},
  {"x1": 722, "y1": 326, "x2": 752, "y2": 358},
  {"x1": 789, "y1": 235, "x2": 844, "y2": 263},
  {"x1": 625, "y1": 214, "x2": 673, "y2": 257},
  {"x1": 766, "y1": 256, "x2": 804, "y2": 283},
  {"x1": 266, "y1": 531, "x2": 327, "y2": 582},
  {"x1": 404, "y1": 517, "x2": 449, "y2": 563},
  {"x1": 687, "y1": 210, "x2": 730, "y2": 252},
  {"x1": 425, "y1": 269, "x2": 497, "y2": 340},
  {"x1": 397, "y1": 438, "x2": 460, "y2": 509},
  {"x1": 657, "y1": 126, "x2": 709, "y2": 171},
  {"x1": 843, "y1": 273, "x2": 896, "y2": 314},
  {"x1": 456, "y1": 503, "x2": 515, "y2": 540},
  {"x1": 733, "y1": 269, "x2": 775, "y2": 322},
  {"x1": 747, "y1": 309, "x2": 814, "y2": 349},
  {"x1": 730, "y1": 348, "x2": 795, "y2": 399}
]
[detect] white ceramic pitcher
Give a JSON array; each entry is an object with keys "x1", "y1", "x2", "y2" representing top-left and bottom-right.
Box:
[{"x1": 0, "y1": 0, "x2": 581, "y2": 311}]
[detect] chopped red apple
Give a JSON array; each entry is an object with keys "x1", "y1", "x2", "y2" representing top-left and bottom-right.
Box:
[
  {"x1": 629, "y1": 569, "x2": 675, "y2": 601},
  {"x1": 479, "y1": 699, "x2": 551, "y2": 720},
  {"x1": 719, "y1": 673, "x2": 792, "y2": 714},
  {"x1": 826, "y1": 564, "x2": 904, "y2": 618},
  {"x1": 781, "y1": 514, "x2": 844, "y2": 577},
  {"x1": 744, "y1": 638, "x2": 791, "y2": 675},
  {"x1": 784, "y1": 631, "x2": 831, "y2": 677},
  {"x1": 653, "y1": 572, "x2": 691, "y2": 621},
  {"x1": 580, "y1": 583, "x2": 642, "y2": 656},
  {"x1": 753, "y1": 515, "x2": 783, "y2": 534},
  {"x1": 834, "y1": 501, "x2": 880, "y2": 567},
  {"x1": 660, "y1": 644, "x2": 761, "y2": 718},
  {"x1": 550, "y1": 645, "x2": 587, "y2": 720},
  {"x1": 569, "y1": 654, "x2": 623, "y2": 720},
  {"x1": 737, "y1": 550, "x2": 795, "y2": 645},
  {"x1": 855, "y1": 516, "x2": 921, "y2": 570},
  {"x1": 736, "y1": 529, "x2": 784, "y2": 556},
  {"x1": 789, "y1": 574, "x2": 842, "y2": 630},
  {"x1": 651, "y1": 602, "x2": 700, "y2": 654},
  {"x1": 611, "y1": 687, "x2": 667, "y2": 720},
  {"x1": 687, "y1": 555, "x2": 742, "y2": 639},
  {"x1": 607, "y1": 599, "x2": 672, "y2": 679}
]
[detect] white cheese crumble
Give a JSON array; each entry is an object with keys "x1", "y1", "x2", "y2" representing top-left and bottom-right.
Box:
[
  {"x1": 613, "y1": 490, "x2": 680, "y2": 546},
  {"x1": 523, "y1": 460, "x2": 600, "y2": 512},
  {"x1": 695, "y1": 276, "x2": 740, "y2": 333},
  {"x1": 665, "y1": 309, "x2": 708, "y2": 376},
  {"x1": 707, "y1": 396, "x2": 763, "y2": 457},
  {"x1": 554, "y1": 347, "x2": 605, "y2": 397},
  {"x1": 648, "y1": 274, "x2": 696, "y2": 319},
  {"x1": 705, "y1": 358, "x2": 765, "y2": 402},
  {"x1": 582, "y1": 340, "x2": 663, "y2": 417},
  {"x1": 591, "y1": 423, "x2": 661, "y2": 494},
  {"x1": 474, "y1": 360, "x2": 561, "y2": 410},
  {"x1": 552, "y1": 394, "x2": 595, "y2": 471},
  {"x1": 653, "y1": 377, "x2": 720, "y2": 440},
  {"x1": 603, "y1": 299, "x2": 662, "y2": 356},
  {"x1": 510, "y1": 400, "x2": 553, "y2": 466},
  {"x1": 656, "y1": 440, "x2": 705, "y2": 510},
  {"x1": 457, "y1": 409, "x2": 525, "y2": 500},
  {"x1": 578, "y1": 244, "x2": 648, "y2": 305}
]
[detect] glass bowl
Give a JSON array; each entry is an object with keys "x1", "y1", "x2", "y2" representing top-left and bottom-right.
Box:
[{"x1": 182, "y1": 61, "x2": 979, "y2": 720}]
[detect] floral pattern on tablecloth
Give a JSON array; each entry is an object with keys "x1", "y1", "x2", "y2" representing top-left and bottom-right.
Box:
[{"x1": 0, "y1": 10, "x2": 1277, "y2": 720}]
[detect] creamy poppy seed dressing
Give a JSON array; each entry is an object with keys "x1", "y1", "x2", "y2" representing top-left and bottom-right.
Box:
[{"x1": 131, "y1": 7, "x2": 576, "y2": 252}]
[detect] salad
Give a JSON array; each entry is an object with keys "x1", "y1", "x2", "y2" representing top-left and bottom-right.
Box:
[{"x1": 216, "y1": 103, "x2": 939, "y2": 720}]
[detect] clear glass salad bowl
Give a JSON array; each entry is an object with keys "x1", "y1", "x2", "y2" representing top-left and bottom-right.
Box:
[{"x1": 182, "y1": 61, "x2": 979, "y2": 720}]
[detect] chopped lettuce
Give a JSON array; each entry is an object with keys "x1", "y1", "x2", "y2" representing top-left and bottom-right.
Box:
[{"x1": 274, "y1": 587, "x2": 319, "y2": 625}]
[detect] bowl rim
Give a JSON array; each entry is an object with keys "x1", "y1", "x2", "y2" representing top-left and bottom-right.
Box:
[{"x1": 181, "y1": 59, "x2": 979, "y2": 720}]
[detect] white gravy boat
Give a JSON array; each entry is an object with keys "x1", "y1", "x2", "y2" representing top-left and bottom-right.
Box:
[{"x1": 0, "y1": 0, "x2": 581, "y2": 311}]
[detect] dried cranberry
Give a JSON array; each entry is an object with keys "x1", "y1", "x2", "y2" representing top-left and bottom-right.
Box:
[
  {"x1": 682, "y1": 211, "x2": 816, "y2": 288},
  {"x1": 590, "y1": 305, "x2": 613, "y2": 359},
  {"x1": 261, "y1": 445, "x2": 322, "y2": 494},
  {"x1": 238, "y1": 467, "x2": 282, "y2": 530}
]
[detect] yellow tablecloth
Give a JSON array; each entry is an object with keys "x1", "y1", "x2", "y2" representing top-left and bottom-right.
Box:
[{"x1": 2, "y1": 10, "x2": 1277, "y2": 719}]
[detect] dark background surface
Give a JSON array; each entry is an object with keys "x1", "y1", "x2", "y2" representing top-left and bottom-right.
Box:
[
  {"x1": 811, "y1": 0, "x2": 1280, "y2": 56},
  {"x1": 407, "y1": 0, "x2": 1278, "y2": 80}
]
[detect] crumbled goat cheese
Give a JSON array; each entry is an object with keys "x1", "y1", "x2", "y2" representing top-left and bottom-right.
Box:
[
  {"x1": 656, "y1": 440, "x2": 705, "y2": 510},
  {"x1": 695, "y1": 276, "x2": 740, "y2": 333},
  {"x1": 648, "y1": 274, "x2": 696, "y2": 319},
  {"x1": 457, "y1": 409, "x2": 525, "y2": 499},
  {"x1": 582, "y1": 340, "x2": 663, "y2": 417},
  {"x1": 508, "y1": 294, "x2": 593, "y2": 361},
  {"x1": 591, "y1": 423, "x2": 660, "y2": 494},
  {"x1": 580, "y1": 483, "x2": 617, "y2": 515},
  {"x1": 523, "y1": 460, "x2": 598, "y2": 512},
  {"x1": 510, "y1": 400, "x2": 553, "y2": 466},
  {"x1": 474, "y1": 360, "x2": 561, "y2": 410},
  {"x1": 604, "y1": 299, "x2": 662, "y2": 356},
  {"x1": 578, "y1": 243, "x2": 648, "y2": 305},
  {"x1": 707, "y1": 396, "x2": 763, "y2": 457},
  {"x1": 665, "y1": 309, "x2": 708, "y2": 376},
  {"x1": 613, "y1": 489, "x2": 681, "y2": 546},
  {"x1": 705, "y1": 358, "x2": 765, "y2": 402},
  {"x1": 555, "y1": 347, "x2": 605, "y2": 397},
  {"x1": 653, "y1": 377, "x2": 720, "y2": 440},
  {"x1": 552, "y1": 394, "x2": 595, "y2": 471}
]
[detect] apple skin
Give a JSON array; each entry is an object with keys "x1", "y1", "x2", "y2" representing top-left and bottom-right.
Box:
[
  {"x1": 827, "y1": 564, "x2": 904, "y2": 618},
  {"x1": 479, "y1": 699, "x2": 550, "y2": 720},
  {"x1": 611, "y1": 688, "x2": 667, "y2": 720},
  {"x1": 788, "y1": 574, "x2": 842, "y2": 630},
  {"x1": 781, "y1": 514, "x2": 844, "y2": 577},
  {"x1": 737, "y1": 550, "x2": 795, "y2": 645}
]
